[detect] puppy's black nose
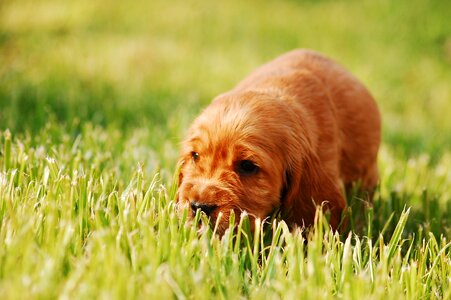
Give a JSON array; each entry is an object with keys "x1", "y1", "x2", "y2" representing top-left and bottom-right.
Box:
[{"x1": 190, "y1": 201, "x2": 217, "y2": 217}]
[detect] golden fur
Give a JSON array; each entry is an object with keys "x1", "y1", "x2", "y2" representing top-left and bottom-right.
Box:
[{"x1": 177, "y1": 49, "x2": 381, "y2": 234}]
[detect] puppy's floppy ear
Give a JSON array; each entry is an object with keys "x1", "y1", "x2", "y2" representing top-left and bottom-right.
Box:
[
  {"x1": 175, "y1": 159, "x2": 185, "y2": 203},
  {"x1": 281, "y1": 152, "x2": 345, "y2": 230}
]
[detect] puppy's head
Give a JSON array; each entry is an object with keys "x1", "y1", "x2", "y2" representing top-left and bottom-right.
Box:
[{"x1": 176, "y1": 91, "x2": 314, "y2": 234}]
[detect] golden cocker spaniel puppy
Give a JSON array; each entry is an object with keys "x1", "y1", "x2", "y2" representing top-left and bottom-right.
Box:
[{"x1": 177, "y1": 49, "x2": 381, "y2": 234}]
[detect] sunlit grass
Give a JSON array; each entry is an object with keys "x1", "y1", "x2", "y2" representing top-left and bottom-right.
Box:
[{"x1": 0, "y1": 126, "x2": 449, "y2": 298}]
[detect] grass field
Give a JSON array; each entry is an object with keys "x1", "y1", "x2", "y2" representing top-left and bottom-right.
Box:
[{"x1": 0, "y1": 0, "x2": 450, "y2": 299}]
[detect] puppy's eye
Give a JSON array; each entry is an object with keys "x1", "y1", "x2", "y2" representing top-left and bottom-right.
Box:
[
  {"x1": 191, "y1": 151, "x2": 199, "y2": 161},
  {"x1": 237, "y1": 160, "x2": 259, "y2": 175}
]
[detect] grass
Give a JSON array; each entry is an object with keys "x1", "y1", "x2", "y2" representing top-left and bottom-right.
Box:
[{"x1": 0, "y1": 0, "x2": 450, "y2": 299}]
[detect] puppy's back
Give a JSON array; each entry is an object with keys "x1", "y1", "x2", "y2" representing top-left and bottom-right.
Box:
[{"x1": 234, "y1": 49, "x2": 381, "y2": 190}]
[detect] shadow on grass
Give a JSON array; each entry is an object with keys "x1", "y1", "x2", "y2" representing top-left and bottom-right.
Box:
[
  {"x1": 0, "y1": 76, "x2": 190, "y2": 133},
  {"x1": 344, "y1": 185, "x2": 450, "y2": 243}
]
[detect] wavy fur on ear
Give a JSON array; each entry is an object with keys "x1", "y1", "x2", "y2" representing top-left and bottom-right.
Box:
[
  {"x1": 281, "y1": 150, "x2": 346, "y2": 230},
  {"x1": 175, "y1": 159, "x2": 184, "y2": 202},
  {"x1": 268, "y1": 69, "x2": 347, "y2": 230}
]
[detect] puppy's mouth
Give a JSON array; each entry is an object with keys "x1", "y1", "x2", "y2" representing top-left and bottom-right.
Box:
[
  {"x1": 191, "y1": 204, "x2": 225, "y2": 226},
  {"x1": 193, "y1": 206, "x2": 261, "y2": 235},
  {"x1": 190, "y1": 201, "x2": 218, "y2": 218},
  {"x1": 182, "y1": 202, "x2": 240, "y2": 233}
]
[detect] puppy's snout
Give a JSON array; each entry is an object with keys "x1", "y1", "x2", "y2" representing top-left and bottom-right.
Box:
[{"x1": 190, "y1": 201, "x2": 217, "y2": 217}]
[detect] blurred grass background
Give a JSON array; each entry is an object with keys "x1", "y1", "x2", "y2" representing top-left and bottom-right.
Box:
[{"x1": 1, "y1": 0, "x2": 450, "y2": 162}]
